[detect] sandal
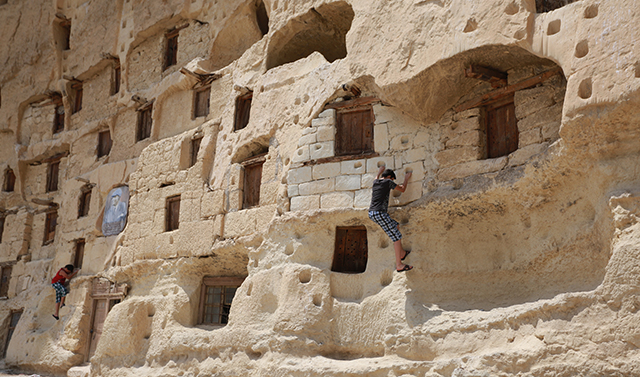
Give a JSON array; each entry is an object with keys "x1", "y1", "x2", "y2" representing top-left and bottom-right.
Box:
[
  {"x1": 401, "y1": 249, "x2": 411, "y2": 261},
  {"x1": 396, "y1": 265, "x2": 413, "y2": 272},
  {"x1": 52, "y1": 315, "x2": 59, "y2": 320}
]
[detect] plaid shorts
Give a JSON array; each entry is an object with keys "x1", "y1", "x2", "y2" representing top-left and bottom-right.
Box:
[
  {"x1": 369, "y1": 211, "x2": 402, "y2": 242},
  {"x1": 52, "y1": 282, "x2": 69, "y2": 303}
]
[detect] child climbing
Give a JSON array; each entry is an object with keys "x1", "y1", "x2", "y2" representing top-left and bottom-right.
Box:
[
  {"x1": 51, "y1": 264, "x2": 79, "y2": 320},
  {"x1": 368, "y1": 165, "x2": 413, "y2": 272}
]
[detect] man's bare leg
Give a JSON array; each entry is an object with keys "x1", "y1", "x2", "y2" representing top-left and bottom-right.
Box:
[{"x1": 394, "y1": 240, "x2": 411, "y2": 271}]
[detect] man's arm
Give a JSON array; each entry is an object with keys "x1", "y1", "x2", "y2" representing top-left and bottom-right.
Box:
[
  {"x1": 69, "y1": 268, "x2": 79, "y2": 279},
  {"x1": 376, "y1": 165, "x2": 385, "y2": 179},
  {"x1": 394, "y1": 172, "x2": 412, "y2": 193}
]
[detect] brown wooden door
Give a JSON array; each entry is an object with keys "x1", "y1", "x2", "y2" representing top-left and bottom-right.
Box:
[
  {"x1": 486, "y1": 97, "x2": 518, "y2": 158},
  {"x1": 243, "y1": 162, "x2": 263, "y2": 209},
  {"x1": 0, "y1": 266, "x2": 11, "y2": 297},
  {"x1": 332, "y1": 226, "x2": 368, "y2": 273},
  {"x1": 88, "y1": 299, "x2": 108, "y2": 359},
  {"x1": 336, "y1": 107, "x2": 374, "y2": 156}
]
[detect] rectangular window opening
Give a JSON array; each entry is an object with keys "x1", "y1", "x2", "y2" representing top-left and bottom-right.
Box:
[
  {"x1": 335, "y1": 106, "x2": 374, "y2": 156},
  {"x1": 71, "y1": 82, "x2": 83, "y2": 114},
  {"x1": 74, "y1": 239, "x2": 85, "y2": 270},
  {"x1": 44, "y1": 210, "x2": 57, "y2": 245},
  {"x1": 111, "y1": 64, "x2": 121, "y2": 95},
  {"x1": 331, "y1": 226, "x2": 368, "y2": 274},
  {"x1": 234, "y1": 93, "x2": 252, "y2": 131},
  {"x1": 536, "y1": 0, "x2": 577, "y2": 13},
  {"x1": 190, "y1": 137, "x2": 203, "y2": 168},
  {"x1": 198, "y1": 277, "x2": 244, "y2": 325},
  {"x1": 3, "y1": 309, "x2": 22, "y2": 358},
  {"x1": 97, "y1": 130, "x2": 112, "y2": 158},
  {"x1": 78, "y1": 187, "x2": 92, "y2": 218},
  {"x1": 53, "y1": 97, "x2": 65, "y2": 134},
  {"x1": 46, "y1": 160, "x2": 60, "y2": 192},
  {"x1": 193, "y1": 86, "x2": 211, "y2": 118},
  {"x1": 136, "y1": 105, "x2": 153, "y2": 142},
  {"x1": 165, "y1": 195, "x2": 181, "y2": 232},
  {"x1": 484, "y1": 94, "x2": 518, "y2": 159},
  {"x1": 242, "y1": 159, "x2": 264, "y2": 209},
  {"x1": 3, "y1": 169, "x2": 15, "y2": 192},
  {"x1": 0, "y1": 265, "x2": 11, "y2": 297},
  {"x1": 163, "y1": 31, "x2": 179, "y2": 70},
  {"x1": 0, "y1": 215, "x2": 5, "y2": 244}
]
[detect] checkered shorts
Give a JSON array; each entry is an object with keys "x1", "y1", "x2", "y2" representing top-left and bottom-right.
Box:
[
  {"x1": 52, "y1": 282, "x2": 69, "y2": 303},
  {"x1": 369, "y1": 211, "x2": 402, "y2": 242}
]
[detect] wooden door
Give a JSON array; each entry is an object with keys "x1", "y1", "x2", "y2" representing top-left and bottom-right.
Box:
[
  {"x1": 332, "y1": 226, "x2": 368, "y2": 273},
  {"x1": 88, "y1": 299, "x2": 108, "y2": 359},
  {"x1": 336, "y1": 107, "x2": 374, "y2": 156},
  {"x1": 243, "y1": 162, "x2": 263, "y2": 209},
  {"x1": 486, "y1": 96, "x2": 518, "y2": 158},
  {"x1": 0, "y1": 266, "x2": 11, "y2": 297}
]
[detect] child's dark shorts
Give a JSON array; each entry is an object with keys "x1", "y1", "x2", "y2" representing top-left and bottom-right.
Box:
[
  {"x1": 52, "y1": 282, "x2": 69, "y2": 303},
  {"x1": 369, "y1": 211, "x2": 402, "y2": 242}
]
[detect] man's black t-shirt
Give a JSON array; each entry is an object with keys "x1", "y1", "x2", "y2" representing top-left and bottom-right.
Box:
[{"x1": 369, "y1": 179, "x2": 397, "y2": 212}]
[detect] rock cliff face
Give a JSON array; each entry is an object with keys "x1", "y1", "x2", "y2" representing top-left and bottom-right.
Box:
[{"x1": 1, "y1": 0, "x2": 640, "y2": 376}]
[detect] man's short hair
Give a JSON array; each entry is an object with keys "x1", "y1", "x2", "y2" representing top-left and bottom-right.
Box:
[
  {"x1": 382, "y1": 169, "x2": 396, "y2": 180},
  {"x1": 65, "y1": 264, "x2": 74, "y2": 271}
]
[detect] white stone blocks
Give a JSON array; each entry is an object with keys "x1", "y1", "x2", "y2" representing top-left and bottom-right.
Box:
[
  {"x1": 299, "y1": 178, "x2": 334, "y2": 195},
  {"x1": 302, "y1": 126, "x2": 316, "y2": 135},
  {"x1": 390, "y1": 134, "x2": 413, "y2": 150},
  {"x1": 317, "y1": 126, "x2": 334, "y2": 142},
  {"x1": 292, "y1": 145, "x2": 310, "y2": 163},
  {"x1": 288, "y1": 166, "x2": 312, "y2": 184},
  {"x1": 514, "y1": 85, "x2": 556, "y2": 119},
  {"x1": 390, "y1": 182, "x2": 422, "y2": 207},
  {"x1": 374, "y1": 123, "x2": 389, "y2": 152},
  {"x1": 309, "y1": 141, "x2": 334, "y2": 160},
  {"x1": 341, "y1": 159, "x2": 366, "y2": 175},
  {"x1": 288, "y1": 184, "x2": 299, "y2": 197},
  {"x1": 519, "y1": 128, "x2": 543, "y2": 148},
  {"x1": 445, "y1": 131, "x2": 483, "y2": 148},
  {"x1": 311, "y1": 116, "x2": 335, "y2": 127},
  {"x1": 361, "y1": 173, "x2": 376, "y2": 189},
  {"x1": 542, "y1": 121, "x2": 561, "y2": 141},
  {"x1": 366, "y1": 157, "x2": 395, "y2": 173},
  {"x1": 507, "y1": 142, "x2": 549, "y2": 167},
  {"x1": 290, "y1": 195, "x2": 320, "y2": 211},
  {"x1": 298, "y1": 132, "x2": 317, "y2": 146},
  {"x1": 403, "y1": 147, "x2": 428, "y2": 164},
  {"x1": 318, "y1": 108, "x2": 336, "y2": 118},
  {"x1": 453, "y1": 108, "x2": 481, "y2": 121},
  {"x1": 335, "y1": 175, "x2": 361, "y2": 191},
  {"x1": 399, "y1": 161, "x2": 425, "y2": 182},
  {"x1": 312, "y1": 162, "x2": 341, "y2": 180},
  {"x1": 321, "y1": 191, "x2": 354, "y2": 209},
  {"x1": 435, "y1": 147, "x2": 482, "y2": 168},
  {"x1": 373, "y1": 104, "x2": 394, "y2": 124},
  {"x1": 354, "y1": 189, "x2": 372, "y2": 208}
]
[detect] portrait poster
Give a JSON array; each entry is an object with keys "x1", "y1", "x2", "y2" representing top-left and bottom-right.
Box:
[{"x1": 102, "y1": 186, "x2": 129, "y2": 236}]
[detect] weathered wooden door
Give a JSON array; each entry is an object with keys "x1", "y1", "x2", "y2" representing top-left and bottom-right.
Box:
[
  {"x1": 336, "y1": 107, "x2": 374, "y2": 156},
  {"x1": 486, "y1": 96, "x2": 518, "y2": 158},
  {"x1": 0, "y1": 265, "x2": 12, "y2": 297},
  {"x1": 332, "y1": 226, "x2": 368, "y2": 273},
  {"x1": 243, "y1": 162, "x2": 263, "y2": 209},
  {"x1": 88, "y1": 299, "x2": 108, "y2": 359}
]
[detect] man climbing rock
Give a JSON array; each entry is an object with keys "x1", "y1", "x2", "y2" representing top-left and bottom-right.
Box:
[
  {"x1": 51, "y1": 264, "x2": 79, "y2": 320},
  {"x1": 368, "y1": 165, "x2": 413, "y2": 272}
]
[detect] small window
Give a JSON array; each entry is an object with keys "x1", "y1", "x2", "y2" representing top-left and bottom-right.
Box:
[
  {"x1": 193, "y1": 87, "x2": 211, "y2": 118},
  {"x1": 190, "y1": 136, "x2": 203, "y2": 168},
  {"x1": 111, "y1": 64, "x2": 121, "y2": 95},
  {"x1": 54, "y1": 19, "x2": 71, "y2": 51},
  {"x1": 234, "y1": 93, "x2": 252, "y2": 131},
  {"x1": 242, "y1": 159, "x2": 264, "y2": 209},
  {"x1": 3, "y1": 169, "x2": 15, "y2": 192},
  {"x1": 485, "y1": 95, "x2": 518, "y2": 159},
  {"x1": 78, "y1": 187, "x2": 91, "y2": 218},
  {"x1": 256, "y1": 0, "x2": 270, "y2": 36},
  {"x1": 46, "y1": 160, "x2": 60, "y2": 192},
  {"x1": 97, "y1": 130, "x2": 112, "y2": 158},
  {"x1": 198, "y1": 277, "x2": 244, "y2": 325},
  {"x1": 53, "y1": 97, "x2": 65, "y2": 134},
  {"x1": 136, "y1": 104, "x2": 153, "y2": 142},
  {"x1": 163, "y1": 30, "x2": 179, "y2": 70},
  {"x1": 331, "y1": 226, "x2": 368, "y2": 274},
  {"x1": 0, "y1": 1, "x2": 7, "y2": 6},
  {"x1": 0, "y1": 265, "x2": 11, "y2": 297},
  {"x1": 0, "y1": 215, "x2": 4, "y2": 243},
  {"x1": 74, "y1": 239, "x2": 85, "y2": 270},
  {"x1": 165, "y1": 195, "x2": 180, "y2": 231},
  {"x1": 71, "y1": 82, "x2": 83, "y2": 114},
  {"x1": 3, "y1": 309, "x2": 22, "y2": 358},
  {"x1": 43, "y1": 210, "x2": 57, "y2": 245},
  {"x1": 335, "y1": 106, "x2": 374, "y2": 156}
]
